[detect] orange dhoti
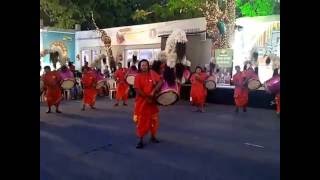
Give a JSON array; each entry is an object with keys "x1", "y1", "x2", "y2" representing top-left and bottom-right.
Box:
[
  {"x1": 134, "y1": 100, "x2": 159, "y2": 138},
  {"x1": 83, "y1": 88, "x2": 97, "y2": 106},
  {"x1": 116, "y1": 82, "x2": 129, "y2": 101},
  {"x1": 190, "y1": 73, "x2": 206, "y2": 106},
  {"x1": 133, "y1": 71, "x2": 161, "y2": 138},
  {"x1": 42, "y1": 71, "x2": 62, "y2": 107},
  {"x1": 115, "y1": 68, "x2": 129, "y2": 101},
  {"x1": 81, "y1": 71, "x2": 98, "y2": 106},
  {"x1": 233, "y1": 72, "x2": 249, "y2": 108},
  {"x1": 234, "y1": 87, "x2": 249, "y2": 108},
  {"x1": 45, "y1": 87, "x2": 62, "y2": 107},
  {"x1": 190, "y1": 86, "x2": 206, "y2": 106}
]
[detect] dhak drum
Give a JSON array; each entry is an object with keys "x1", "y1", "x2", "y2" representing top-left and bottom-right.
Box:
[
  {"x1": 264, "y1": 75, "x2": 280, "y2": 94},
  {"x1": 96, "y1": 79, "x2": 106, "y2": 89},
  {"x1": 61, "y1": 78, "x2": 75, "y2": 90},
  {"x1": 96, "y1": 74, "x2": 106, "y2": 89},
  {"x1": 156, "y1": 81, "x2": 180, "y2": 106},
  {"x1": 247, "y1": 79, "x2": 261, "y2": 90},
  {"x1": 245, "y1": 70, "x2": 261, "y2": 90},
  {"x1": 205, "y1": 75, "x2": 216, "y2": 90},
  {"x1": 126, "y1": 71, "x2": 137, "y2": 85},
  {"x1": 60, "y1": 71, "x2": 75, "y2": 90},
  {"x1": 181, "y1": 69, "x2": 191, "y2": 84}
]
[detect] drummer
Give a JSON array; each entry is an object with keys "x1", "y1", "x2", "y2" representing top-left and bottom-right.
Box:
[
  {"x1": 59, "y1": 65, "x2": 75, "y2": 99},
  {"x1": 59, "y1": 65, "x2": 74, "y2": 78},
  {"x1": 95, "y1": 68, "x2": 107, "y2": 97},
  {"x1": 114, "y1": 62, "x2": 129, "y2": 106},
  {"x1": 133, "y1": 59, "x2": 163, "y2": 149},
  {"x1": 190, "y1": 66, "x2": 207, "y2": 112},
  {"x1": 232, "y1": 65, "x2": 248, "y2": 112},
  {"x1": 81, "y1": 67, "x2": 98, "y2": 111},
  {"x1": 42, "y1": 66, "x2": 63, "y2": 113}
]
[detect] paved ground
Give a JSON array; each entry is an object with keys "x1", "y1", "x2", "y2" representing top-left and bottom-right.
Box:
[{"x1": 40, "y1": 97, "x2": 280, "y2": 180}]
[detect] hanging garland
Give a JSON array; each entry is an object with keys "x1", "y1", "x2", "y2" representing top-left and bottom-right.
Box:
[
  {"x1": 91, "y1": 12, "x2": 113, "y2": 59},
  {"x1": 217, "y1": 21, "x2": 226, "y2": 35},
  {"x1": 199, "y1": 0, "x2": 235, "y2": 49}
]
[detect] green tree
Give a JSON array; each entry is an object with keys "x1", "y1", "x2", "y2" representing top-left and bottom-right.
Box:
[
  {"x1": 40, "y1": 0, "x2": 279, "y2": 29},
  {"x1": 132, "y1": 0, "x2": 203, "y2": 24},
  {"x1": 40, "y1": 0, "x2": 85, "y2": 29},
  {"x1": 40, "y1": 0, "x2": 139, "y2": 29},
  {"x1": 236, "y1": 0, "x2": 279, "y2": 17}
]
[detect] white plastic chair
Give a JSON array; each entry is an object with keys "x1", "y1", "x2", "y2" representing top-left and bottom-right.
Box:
[{"x1": 107, "y1": 79, "x2": 117, "y2": 100}]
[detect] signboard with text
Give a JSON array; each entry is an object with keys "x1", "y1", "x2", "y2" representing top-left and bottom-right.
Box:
[
  {"x1": 214, "y1": 49, "x2": 233, "y2": 85},
  {"x1": 215, "y1": 49, "x2": 233, "y2": 68}
]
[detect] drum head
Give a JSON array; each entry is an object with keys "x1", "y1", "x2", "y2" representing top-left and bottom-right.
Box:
[
  {"x1": 96, "y1": 81, "x2": 105, "y2": 89},
  {"x1": 205, "y1": 80, "x2": 216, "y2": 90},
  {"x1": 156, "y1": 91, "x2": 179, "y2": 106},
  {"x1": 61, "y1": 80, "x2": 74, "y2": 90},
  {"x1": 126, "y1": 76, "x2": 135, "y2": 85},
  {"x1": 248, "y1": 79, "x2": 261, "y2": 90},
  {"x1": 207, "y1": 76, "x2": 216, "y2": 81}
]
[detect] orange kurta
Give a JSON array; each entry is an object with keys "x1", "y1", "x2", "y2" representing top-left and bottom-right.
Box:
[
  {"x1": 43, "y1": 71, "x2": 62, "y2": 107},
  {"x1": 115, "y1": 68, "x2": 129, "y2": 101},
  {"x1": 82, "y1": 71, "x2": 97, "y2": 106},
  {"x1": 233, "y1": 72, "x2": 249, "y2": 107},
  {"x1": 134, "y1": 70, "x2": 161, "y2": 138},
  {"x1": 190, "y1": 73, "x2": 206, "y2": 106}
]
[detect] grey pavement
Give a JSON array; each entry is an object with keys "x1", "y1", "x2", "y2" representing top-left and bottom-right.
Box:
[{"x1": 40, "y1": 98, "x2": 280, "y2": 180}]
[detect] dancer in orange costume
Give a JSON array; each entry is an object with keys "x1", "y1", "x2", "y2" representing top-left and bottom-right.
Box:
[
  {"x1": 114, "y1": 62, "x2": 129, "y2": 106},
  {"x1": 190, "y1": 66, "x2": 207, "y2": 112},
  {"x1": 133, "y1": 59, "x2": 163, "y2": 149},
  {"x1": 232, "y1": 66, "x2": 248, "y2": 112},
  {"x1": 42, "y1": 66, "x2": 63, "y2": 113},
  {"x1": 81, "y1": 67, "x2": 97, "y2": 111}
]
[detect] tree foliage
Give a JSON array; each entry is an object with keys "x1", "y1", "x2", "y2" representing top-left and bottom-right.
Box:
[
  {"x1": 236, "y1": 0, "x2": 280, "y2": 17},
  {"x1": 40, "y1": 0, "x2": 280, "y2": 29}
]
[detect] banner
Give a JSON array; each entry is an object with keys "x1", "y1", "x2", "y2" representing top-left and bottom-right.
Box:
[{"x1": 215, "y1": 49, "x2": 233, "y2": 85}]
